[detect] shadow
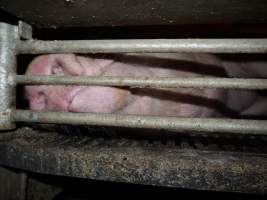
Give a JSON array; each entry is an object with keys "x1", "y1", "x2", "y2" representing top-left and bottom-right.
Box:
[
  {"x1": 218, "y1": 54, "x2": 267, "y2": 63},
  {"x1": 99, "y1": 53, "x2": 228, "y2": 77},
  {"x1": 33, "y1": 24, "x2": 267, "y2": 40}
]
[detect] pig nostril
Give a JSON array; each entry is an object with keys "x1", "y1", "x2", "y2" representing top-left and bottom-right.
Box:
[{"x1": 30, "y1": 92, "x2": 47, "y2": 110}]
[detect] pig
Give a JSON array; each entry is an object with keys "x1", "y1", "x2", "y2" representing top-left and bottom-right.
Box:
[
  {"x1": 25, "y1": 53, "x2": 267, "y2": 118},
  {"x1": 221, "y1": 56, "x2": 267, "y2": 117}
]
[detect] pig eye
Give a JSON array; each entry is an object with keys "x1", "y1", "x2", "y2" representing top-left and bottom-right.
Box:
[{"x1": 52, "y1": 65, "x2": 64, "y2": 75}]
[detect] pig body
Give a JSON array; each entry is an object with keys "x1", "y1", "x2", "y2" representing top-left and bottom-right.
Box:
[
  {"x1": 222, "y1": 58, "x2": 267, "y2": 117},
  {"x1": 26, "y1": 53, "x2": 266, "y2": 118}
]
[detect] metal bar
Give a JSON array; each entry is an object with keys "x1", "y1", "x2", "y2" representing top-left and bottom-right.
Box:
[
  {"x1": 16, "y1": 75, "x2": 267, "y2": 90},
  {"x1": 13, "y1": 110, "x2": 267, "y2": 135},
  {"x1": 0, "y1": 22, "x2": 18, "y2": 130},
  {"x1": 16, "y1": 39, "x2": 267, "y2": 54}
]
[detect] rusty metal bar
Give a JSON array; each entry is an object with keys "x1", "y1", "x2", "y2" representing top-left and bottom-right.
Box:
[
  {"x1": 16, "y1": 75, "x2": 267, "y2": 90},
  {"x1": 16, "y1": 39, "x2": 267, "y2": 54},
  {"x1": 13, "y1": 110, "x2": 267, "y2": 135},
  {"x1": 0, "y1": 22, "x2": 18, "y2": 130}
]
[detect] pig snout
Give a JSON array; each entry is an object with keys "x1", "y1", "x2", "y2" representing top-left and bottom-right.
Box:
[
  {"x1": 26, "y1": 53, "x2": 237, "y2": 117},
  {"x1": 26, "y1": 54, "x2": 130, "y2": 113}
]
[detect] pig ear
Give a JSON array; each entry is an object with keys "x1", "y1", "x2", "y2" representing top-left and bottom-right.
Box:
[
  {"x1": 26, "y1": 54, "x2": 84, "y2": 76},
  {"x1": 96, "y1": 58, "x2": 115, "y2": 68},
  {"x1": 52, "y1": 54, "x2": 84, "y2": 75},
  {"x1": 26, "y1": 55, "x2": 53, "y2": 75}
]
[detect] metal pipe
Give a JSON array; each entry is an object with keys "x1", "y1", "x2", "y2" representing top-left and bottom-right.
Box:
[
  {"x1": 13, "y1": 110, "x2": 267, "y2": 135},
  {"x1": 16, "y1": 39, "x2": 267, "y2": 54},
  {"x1": 16, "y1": 75, "x2": 267, "y2": 90},
  {"x1": 0, "y1": 23, "x2": 18, "y2": 130}
]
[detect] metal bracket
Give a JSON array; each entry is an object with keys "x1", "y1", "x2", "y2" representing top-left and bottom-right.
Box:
[{"x1": 18, "y1": 21, "x2": 32, "y2": 40}]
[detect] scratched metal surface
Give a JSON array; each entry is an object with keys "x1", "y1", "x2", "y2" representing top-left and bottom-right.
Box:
[{"x1": 0, "y1": 0, "x2": 267, "y2": 28}]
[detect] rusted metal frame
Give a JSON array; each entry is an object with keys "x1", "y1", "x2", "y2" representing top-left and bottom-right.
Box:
[
  {"x1": 16, "y1": 75, "x2": 267, "y2": 90},
  {"x1": 0, "y1": 22, "x2": 18, "y2": 130},
  {"x1": 17, "y1": 39, "x2": 267, "y2": 54},
  {"x1": 1, "y1": 21, "x2": 267, "y2": 134},
  {"x1": 13, "y1": 110, "x2": 267, "y2": 135}
]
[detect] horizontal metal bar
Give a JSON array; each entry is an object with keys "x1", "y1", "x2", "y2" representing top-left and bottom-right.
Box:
[
  {"x1": 16, "y1": 75, "x2": 267, "y2": 90},
  {"x1": 13, "y1": 110, "x2": 267, "y2": 135},
  {"x1": 16, "y1": 39, "x2": 267, "y2": 54}
]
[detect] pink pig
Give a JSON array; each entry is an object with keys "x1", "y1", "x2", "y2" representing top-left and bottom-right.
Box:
[{"x1": 25, "y1": 53, "x2": 266, "y2": 118}]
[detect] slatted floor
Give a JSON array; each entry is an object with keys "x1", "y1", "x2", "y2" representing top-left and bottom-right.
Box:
[{"x1": 0, "y1": 126, "x2": 266, "y2": 194}]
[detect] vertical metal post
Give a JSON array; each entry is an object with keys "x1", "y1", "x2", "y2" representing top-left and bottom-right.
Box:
[
  {"x1": 0, "y1": 22, "x2": 18, "y2": 130},
  {"x1": 19, "y1": 172, "x2": 28, "y2": 200}
]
